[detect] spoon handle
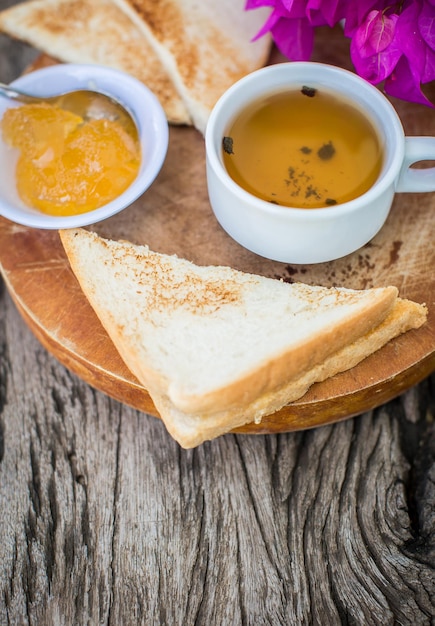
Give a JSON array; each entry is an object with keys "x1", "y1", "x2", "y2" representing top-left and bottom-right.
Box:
[{"x1": 0, "y1": 82, "x2": 39, "y2": 104}]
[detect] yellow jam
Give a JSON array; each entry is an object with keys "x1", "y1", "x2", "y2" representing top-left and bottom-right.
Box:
[
  {"x1": 1, "y1": 102, "x2": 141, "y2": 216},
  {"x1": 222, "y1": 88, "x2": 383, "y2": 209}
]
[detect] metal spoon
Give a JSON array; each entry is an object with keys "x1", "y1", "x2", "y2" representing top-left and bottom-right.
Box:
[{"x1": 0, "y1": 81, "x2": 139, "y2": 139}]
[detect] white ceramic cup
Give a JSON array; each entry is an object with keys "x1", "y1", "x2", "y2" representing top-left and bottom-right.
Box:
[{"x1": 205, "y1": 62, "x2": 435, "y2": 264}]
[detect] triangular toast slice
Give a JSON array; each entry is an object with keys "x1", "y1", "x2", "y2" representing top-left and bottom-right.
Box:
[
  {"x1": 59, "y1": 228, "x2": 427, "y2": 447},
  {"x1": 110, "y1": 0, "x2": 272, "y2": 133},
  {"x1": 0, "y1": 0, "x2": 190, "y2": 124}
]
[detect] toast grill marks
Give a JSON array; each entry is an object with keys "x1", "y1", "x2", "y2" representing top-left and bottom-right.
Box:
[
  {"x1": 125, "y1": 255, "x2": 244, "y2": 315},
  {"x1": 0, "y1": 0, "x2": 190, "y2": 124}
]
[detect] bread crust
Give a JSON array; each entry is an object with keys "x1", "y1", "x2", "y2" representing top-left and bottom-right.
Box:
[
  {"x1": 151, "y1": 298, "x2": 427, "y2": 447},
  {"x1": 167, "y1": 286, "x2": 398, "y2": 414}
]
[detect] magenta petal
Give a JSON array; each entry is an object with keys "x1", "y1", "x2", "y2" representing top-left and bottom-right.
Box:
[
  {"x1": 385, "y1": 55, "x2": 434, "y2": 107},
  {"x1": 344, "y1": 0, "x2": 390, "y2": 37},
  {"x1": 352, "y1": 11, "x2": 398, "y2": 59},
  {"x1": 367, "y1": 12, "x2": 398, "y2": 54},
  {"x1": 272, "y1": 16, "x2": 314, "y2": 60},
  {"x1": 418, "y1": 1, "x2": 435, "y2": 52},
  {"x1": 350, "y1": 37, "x2": 402, "y2": 83},
  {"x1": 244, "y1": 0, "x2": 275, "y2": 10},
  {"x1": 280, "y1": 0, "x2": 296, "y2": 11},
  {"x1": 306, "y1": 0, "x2": 348, "y2": 27},
  {"x1": 280, "y1": 0, "x2": 307, "y2": 18},
  {"x1": 394, "y1": 4, "x2": 427, "y2": 73},
  {"x1": 422, "y1": 45, "x2": 435, "y2": 83}
]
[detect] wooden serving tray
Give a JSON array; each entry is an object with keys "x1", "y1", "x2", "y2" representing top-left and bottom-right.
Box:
[{"x1": 1, "y1": 40, "x2": 435, "y2": 435}]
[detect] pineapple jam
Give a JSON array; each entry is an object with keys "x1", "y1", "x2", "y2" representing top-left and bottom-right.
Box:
[{"x1": 1, "y1": 102, "x2": 141, "y2": 216}]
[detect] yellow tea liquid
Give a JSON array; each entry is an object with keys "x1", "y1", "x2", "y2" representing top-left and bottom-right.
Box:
[{"x1": 222, "y1": 87, "x2": 383, "y2": 209}]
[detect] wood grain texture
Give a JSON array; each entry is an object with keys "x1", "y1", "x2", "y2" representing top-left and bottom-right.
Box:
[
  {"x1": 0, "y1": 6, "x2": 434, "y2": 624},
  {"x1": 1, "y1": 283, "x2": 434, "y2": 624}
]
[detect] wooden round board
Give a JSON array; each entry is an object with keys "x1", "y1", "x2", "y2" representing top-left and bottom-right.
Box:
[{"x1": 1, "y1": 35, "x2": 435, "y2": 435}]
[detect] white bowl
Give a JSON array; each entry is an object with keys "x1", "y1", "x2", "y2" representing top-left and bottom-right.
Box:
[
  {"x1": 0, "y1": 64, "x2": 169, "y2": 229},
  {"x1": 205, "y1": 62, "x2": 407, "y2": 264}
]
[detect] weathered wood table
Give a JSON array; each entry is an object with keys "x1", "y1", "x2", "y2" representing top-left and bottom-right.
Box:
[{"x1": 0, "y1": 2, "x2": 434, "y2": 624}]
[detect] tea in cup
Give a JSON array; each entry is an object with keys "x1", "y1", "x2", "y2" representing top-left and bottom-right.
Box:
[
  {"x1": 205, "y1": 62, "x2": 435, "y2": 264},
  {"x1": 222, "y1": 86, "x2": 383, "y2": 209}
]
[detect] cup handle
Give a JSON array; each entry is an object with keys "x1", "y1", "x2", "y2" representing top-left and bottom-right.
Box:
[{"x1": 396, "y1": 137, "x2": 435, "y2": 192}]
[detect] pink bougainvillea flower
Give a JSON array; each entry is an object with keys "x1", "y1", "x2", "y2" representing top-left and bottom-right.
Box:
[
  {"x1": 245, "y1": 0, "x2": 435, "y2": 107},
  {"x1": 351, "y1": 1, "x2": 435, "y2": 106},
  {"x1": 343, "y1": 0, "x2": 391, "y2": 37},
  {"x1": 305, "y1": 0, "x2": 348, "y2": 27},
  {"x1": 245, "y1": 0, "x2": 347, "y2": 59},
  {"x1": 350, "y1": 11, "x2": 402, "y2": 83},
  {"x1": 383, "y1": 2, "x2": 435, "y2": 106},
  {"x1": 384, "y1": 56, "x2": 429, "y2": 105},
  {"x1": 416, "y1": 0, "x2": 435, "y2": 85},
  {"x1": 352, "y1": 10, "x2": 398, "y2": 58},
  {"x1": 419, "y1": 1, "x2": 435, "y2": 53},
  {"x1": 271, "y1": 15, "x2": 315, "y2": 60},
  {"x1": 246, "y1": 0, "x2": 314, "y2": 59}
]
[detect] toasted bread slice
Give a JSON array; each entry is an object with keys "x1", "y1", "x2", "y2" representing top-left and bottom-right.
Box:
[
  {"x1": 150, "y1": 298, "x2": 426, "y2": 446},
  {"x1": 59, "y1": 228, "x2": 427, "y2": 447},
  {"x1": 110, "y1": 0, "x2": 272, "y2": 133},
  {"x1": 0, "y1": 0, "x2": 190, "y2": 124}
]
